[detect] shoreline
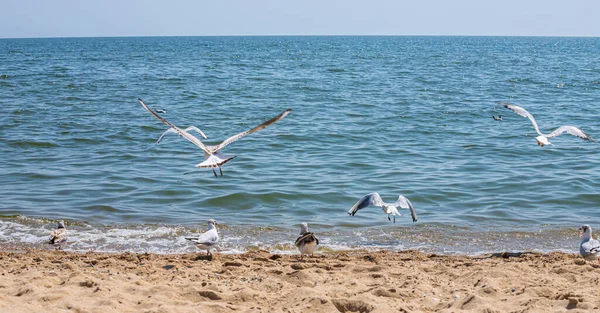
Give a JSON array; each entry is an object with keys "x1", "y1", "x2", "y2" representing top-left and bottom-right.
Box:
[
  {"x1": 0, "y1": 217, "x2": 582, "y2": 256},
  {"x1": 1, "y1": 249, "x2": 598, "y2": 312}
]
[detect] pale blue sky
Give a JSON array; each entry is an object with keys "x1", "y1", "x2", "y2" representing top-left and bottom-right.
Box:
[{"x1": 1, "y1": 0, "x2": 598, "y2": 38}]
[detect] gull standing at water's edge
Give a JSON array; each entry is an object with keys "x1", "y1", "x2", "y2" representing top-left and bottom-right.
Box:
[
  {"x1": 295, "y1": 223, "x2": 319, "y2": 258},
  {"x1": 501, "y1": 102, "x2": 595, "y2": 146},
  {"x1": 579, "y1": 225, "x2": 600, "y2": 263},
  {"x1": 138, "y1": 98, "x2": 291, "y2": 177},
  {"x1": 48, "y1": 220, "x2": 68, "y2": 250},
  {"x1": 348, "y1": 192, "x2": 418, "y2": 223},
  {"x1": 185, "y1": 219, "x2": 219, "y2": 256}
]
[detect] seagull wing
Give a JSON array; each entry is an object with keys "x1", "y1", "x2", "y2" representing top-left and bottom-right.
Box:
[
  {"x1": 348, "y1": 192, "x2": 384, "y2": 216},
  {"x1": 157, "y1": 126, "x2": 207, "y2": 144},
  {"x1": 547, "y1": 126, "x2": 595, "y2": 141},
  {"x1": 393, "y1": 195, "x2": 418, "y2": 222},
  {"x1": 211, "y1": 108, "x2": 292, "y2": 153},
  {"x1": 502, "y1": 103, "x2": 544, "y2": 136},
  {"x1": 156, "y1": 128, "x2": 178, "y2": 144},
  {"x1": 49, "y1": 228, "x2": 67, "y2": 244},
  {"x1": 582, "y1": 239, "x2": 600, "y2": 255},
  {"x1": 185, "y1": 126, "x2": 208, "y2": 139},
  {"x1": 193, "y1": 228, "x2": 219, "y2": 245},
  {"x1": 295, "y1": 232, "x2": 319, "y2": 247},
  {"x1": 138, "y1": 98, "x2": 212, "y2": 155}
]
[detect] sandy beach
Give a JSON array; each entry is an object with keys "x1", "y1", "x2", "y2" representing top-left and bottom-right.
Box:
[{"x1": 0, "y1": 249, "x2": 598, "y2": 313}]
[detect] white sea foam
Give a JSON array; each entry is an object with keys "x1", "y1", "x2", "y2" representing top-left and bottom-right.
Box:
[{"x1": 0, "y1": 218, "x2": 580, "y2": 255}]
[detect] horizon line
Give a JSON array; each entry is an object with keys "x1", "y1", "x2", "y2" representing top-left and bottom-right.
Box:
[{"x1": 1, "y1": 34, "x2": 599, "y2": 40}]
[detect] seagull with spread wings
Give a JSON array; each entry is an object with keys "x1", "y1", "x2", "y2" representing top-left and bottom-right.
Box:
[
  {"x1": 138, "y1": 98, "x2": 291, "y2": 177},
  {"x1": 501, "y1": 102, "x2": 594, "y2": 147},
  {"x1": 348, "y1": 192, "x2": 418, "y2": 223}
]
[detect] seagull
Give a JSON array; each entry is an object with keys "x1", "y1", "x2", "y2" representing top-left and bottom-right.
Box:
[
  {"x1": 295, "y1": 223, "x2": 319, "y2": 258},
  {"x1": 153, "y1": 108, "x2": 167, "y2": 114},
  {"x1": 348, "y1": 192, "x2": 418, "y2": 223},
  {"x1": 185, "y1": 219, "x2": 219, "y2": 256},
  {"x1": 492, "y1": 115, "x2": 502, "y2": 121},
  {"x1": 579, "y1": 225, "x2": 600, "y2": 263},
  {"x1": 138, "y1": 98, "x2": 292, "y2": 177},
  {"x1": 48, "y1": 220, "x2": 67, "y2": 250},
  {"x1": 501, "y1": 102, "x2": 595, "y2": 146}
]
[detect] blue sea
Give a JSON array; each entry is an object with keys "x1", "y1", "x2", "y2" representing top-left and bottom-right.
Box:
[{"x1": 1, "y1": 36, "x2": 599, "y2": 255}]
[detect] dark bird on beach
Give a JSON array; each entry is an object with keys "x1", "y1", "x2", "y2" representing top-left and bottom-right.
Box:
[{"x1": 295, "y1": 223, "x2": 319, "y2": 258}]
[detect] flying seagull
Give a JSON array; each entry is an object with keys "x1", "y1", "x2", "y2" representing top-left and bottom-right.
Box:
[
  {"x1": 295, "y1": 222, "x2": 319, "y2": 258},
  {"x1": 154, "y1": 108, "x2": 167, "y2": 114},
  {"x1": 579, "y1": 224, "x2": 600, "y2": 263},
  {"x1": 185, "y1": 219, "x2": 219, "y2": 256},
  {"x1": 348, "y1": 192, "x2": 418, "y2": 223},
  {"x1": 138, "y1": 98, "x2": 291, "y2": 177},
  {"x1": 501, "y1": 102, "x2": 594, "y2": 146},
  {"x1": 492, "y1": 115, "x2": 502, "y2": 121},
  {"x1": 48, "y1": 220, "x2": 68, "y2": 250}
]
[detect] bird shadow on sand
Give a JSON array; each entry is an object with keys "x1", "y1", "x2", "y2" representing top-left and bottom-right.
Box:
[
  {"x1": 194, "y1": 254, "x2": 213, "y2": 261},
  {"x1": 472, "y1": 251, "x2": 539, "y2": 260}
]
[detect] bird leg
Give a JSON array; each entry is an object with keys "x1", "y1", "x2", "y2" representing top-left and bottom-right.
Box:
[
  {"x1": 393, "y1": 215, "x2": 396, "y2": 223},
  {"x1": 219, "y1": 167, "x2": 223, "y2": 176},
  {"x1": 388, "y1": 215, "x2": 391, "y2": 222},
  {"x1": 212, "y1": 168, "x2": 217, "y2": 177}
]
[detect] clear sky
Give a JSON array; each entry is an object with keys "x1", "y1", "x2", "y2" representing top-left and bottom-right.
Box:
[{"x1": 1, "y1": 0, "x2": 599, "y2": 38}]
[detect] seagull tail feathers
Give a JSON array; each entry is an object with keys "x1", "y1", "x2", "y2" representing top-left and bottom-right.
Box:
[{"x1": 195, "y1": 155, "x2": 236, "y2": 168}]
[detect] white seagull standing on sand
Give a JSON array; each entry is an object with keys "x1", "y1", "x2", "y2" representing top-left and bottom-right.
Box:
[
  {"x1": 501, "y1": 102, "x2": 595, "y2": 147},
  {"x1": 139, "y1": 98, "x2": 291, "y2": 177},
  {"x1": 48, "y1": 220, "x2": 68, "y2": 250},
  {"x1": 579, "y1": 225, "x2": 600, "y2": 263},
  {"x1": 348, "y1": 192, "x2": 418, "y2": 223},
  {"x1": 295, "y1": 223, "x2": 319, "y2": 258},
  {"x1": 185, "y1": 219, "x2": 219, "y2": 256}
]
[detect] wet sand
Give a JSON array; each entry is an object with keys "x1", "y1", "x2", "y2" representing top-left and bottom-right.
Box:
[{"x1": 0, "y1": 249, "x2": 598, "y2": 313}]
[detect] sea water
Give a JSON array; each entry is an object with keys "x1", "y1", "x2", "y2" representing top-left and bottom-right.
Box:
[{"x1": 0, "y1": 36, "x2": 599, "y2": 254}]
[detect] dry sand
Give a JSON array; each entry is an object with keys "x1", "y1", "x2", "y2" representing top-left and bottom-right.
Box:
[{"x1": 0, "y1": 249, "x2": 598, "y2": 313}]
